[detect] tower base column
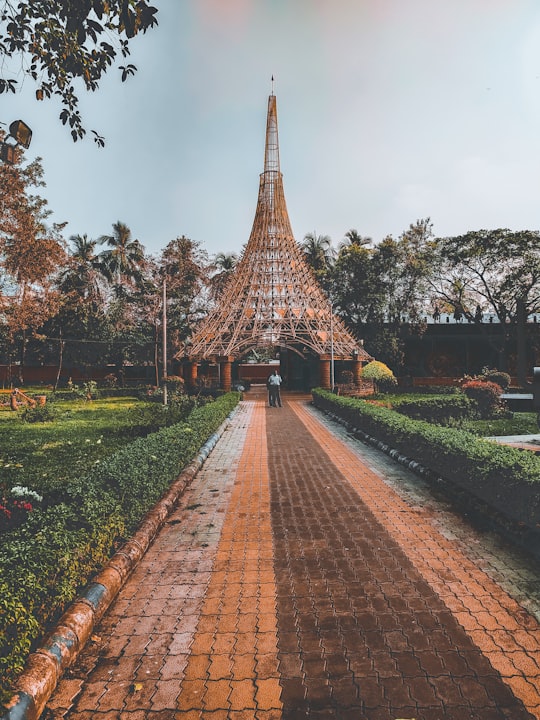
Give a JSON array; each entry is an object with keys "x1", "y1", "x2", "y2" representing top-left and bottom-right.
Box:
[
  {"x1": 353, "y1": 358, "x2": 363, "y2": 387},
  {"x1": 218, "y1": 356, "x2": 234, "y2": 392},
  {"x1": 188, "y1": 361, "x2": 198, "y2": 388},
  {"x1": 319, "y1": 355, "x2": 331, "y2": 390}
]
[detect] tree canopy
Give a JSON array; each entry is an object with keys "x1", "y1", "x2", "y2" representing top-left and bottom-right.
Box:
[{"x1": 0, "y1": 0, "x2": 158, "y2": 143}]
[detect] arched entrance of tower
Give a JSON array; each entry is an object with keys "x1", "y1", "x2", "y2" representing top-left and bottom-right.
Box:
[
  {"x1": 234, "y1": 343, "x2": 347, "y2": 393},
  {"x1": 235, "y1": 344, "x2": 316, "y2": 392}
]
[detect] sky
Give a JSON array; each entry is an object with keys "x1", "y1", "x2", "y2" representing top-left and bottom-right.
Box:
[{"x1": 4, "y1": 0, "x2": 540, "y2": 259}]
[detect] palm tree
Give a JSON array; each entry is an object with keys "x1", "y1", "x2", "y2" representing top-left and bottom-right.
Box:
[
  {"x1": 211, "y1": 251, "x2": 238, "y2": 299},
  {"x1": 58, "y1": 233, "x2": 103, "y2": 302},
  {"x1": 301, "y1": 231, "x2": 335, "y2": 274},
  {"x1": 339, "y1": 229, "x2": 372, "y2": 250},
  {"x1": 98, "y1": 221, "x2": 146, "y2": 294}
]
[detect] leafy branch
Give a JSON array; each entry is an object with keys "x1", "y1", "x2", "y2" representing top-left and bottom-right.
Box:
[{"x1": 0, "y1": 1, "x2": 158, "y2": 144}]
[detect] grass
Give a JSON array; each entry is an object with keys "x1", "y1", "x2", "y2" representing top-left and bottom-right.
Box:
[{"x1": 0, "y1": 396, "x2": 144, "y2": 495}]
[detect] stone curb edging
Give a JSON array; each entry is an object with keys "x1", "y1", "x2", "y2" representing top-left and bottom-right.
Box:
[{"x1": 1, "y1": 406, "x2": 240, "y2": 720}]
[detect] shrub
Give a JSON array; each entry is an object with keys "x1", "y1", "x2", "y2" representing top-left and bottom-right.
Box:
[
  {"x1": 126, "y1": 397, "x2": 194, "y2": 435},
  {"x1": 164, "y1": 375, "x2": 185, "y2": 394},
  {"x1": 462, "y1": 379, "x2": 505, "y2": 419},
  {"x1": 20, "y1": 403, "x2": 57, "y2": 423},
  {"x1": 361, "y1": 360, "x2": 397, "y2": 393},
  {"x1": 478, "y1": 367, "x2": 511, "y2": 391},
  {"x1": 393, "y1": 394, "x2": 473, "y2": 425},
  {"x1": 339, "y1": 370, "x2": 354, "y2": 385}
]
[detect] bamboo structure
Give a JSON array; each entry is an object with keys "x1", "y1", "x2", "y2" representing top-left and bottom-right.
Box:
[{"x1": 182, "y1": 91, "x2": 370, "y2": 386}]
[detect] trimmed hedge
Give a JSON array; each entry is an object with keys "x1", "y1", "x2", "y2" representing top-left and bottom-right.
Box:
[
  {"x1": 392, "y1": 393, "x2": 474, "y2": 424},
  {"x1": 0, "y1": 392, "x2": 240, "y2": 695},
  {"x1": 312, "y1": 388, "x2": 540, "y2": 533}
]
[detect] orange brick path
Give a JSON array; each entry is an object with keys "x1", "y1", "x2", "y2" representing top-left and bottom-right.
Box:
[{"x1": 45, "y1": 391, "x2": 540, "y2": 719}]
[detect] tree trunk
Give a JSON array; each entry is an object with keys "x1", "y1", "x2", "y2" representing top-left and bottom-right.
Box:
[
  {"x1": 18, "y1": 329, "x2": 26, "y2": 385},
  {"x1": 154, "y1": 321, "x2": 159, "y2": 387},
  {"x1": 54, "y1": 334, "x2": 65, "y2": 391}
]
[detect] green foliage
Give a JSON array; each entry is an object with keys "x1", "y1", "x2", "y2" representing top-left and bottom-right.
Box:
[
  {"x1": 0, "y1": 392, "x2": 240, "y2": 692},
  {"x1": 0, "y1": 396, "x2": 156, "y2": 496},
  {"x1": 393, "y1": 394, "x2": 473, "y2": 425},
  {"x1": 478, "y1": 367, "x2": 511, "y2": 391},
  {"x1": 0, "y1": 0, "x2": 159, "y2": 143},
  {"x1": 462, "y1": 379, "x2": 505, "y2": 419},
  {"x1": 0, "y1": 580, "x2": 40, "y2": 685},
  {"x1": 20, "y1": 403, "x2": 57, "y2": 423},
  {"x1": 461, "y1": 412, "x2": 538, "y2": 437},
  {"x1": 126, "y1": 396, "x2": 197, "y2": 435},
  {"x1": 361, "y1": 360, "x2": 398, "y2": 392}
]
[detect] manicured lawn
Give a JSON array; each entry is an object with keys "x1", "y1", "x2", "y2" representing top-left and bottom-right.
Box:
[{"x1": 0, "y1": 396, "x2": 145, "y2": 495}]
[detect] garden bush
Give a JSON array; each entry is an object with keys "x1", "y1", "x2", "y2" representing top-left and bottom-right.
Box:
[
  {"x1": 478, "y1": 367, "x2": 511, "y2": 391},
  {"x1": 125, "y1": 395, "x2": 197, "y2": 435},
  {"x1": 462, "y1": 379, "x2": 506, "y2": 418},
  {"x1": 392, "y1": 393, "x2": 474, "y2": 425},
  {"x1": 20, "y1": 402, "x2": 58, "y2": 423},
  {"x1": 361, "y1": 360, "x2": 398, "y2": 392},
  {"x1": 0, "y1": 391, "x2": 240, "y2": 697}
]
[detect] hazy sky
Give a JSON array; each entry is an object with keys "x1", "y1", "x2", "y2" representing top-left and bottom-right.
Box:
[{"x1": 4, "y1": 0, "x2": 540, "y2": 258}]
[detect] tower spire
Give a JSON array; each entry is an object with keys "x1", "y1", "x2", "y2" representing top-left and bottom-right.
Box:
[{"x1": 182, "y1": 90, "x2": 369, "y2": 370}]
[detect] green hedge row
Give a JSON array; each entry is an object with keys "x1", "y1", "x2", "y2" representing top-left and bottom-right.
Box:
[
  {"x1": 392, "y1": 393, "x2": 474, "y2": 424},
  {"x1": 0, "y1": 392, "x2": 240, "y2": 694},
  {"x1": 312, "y1": 388, "x2": 540, "y2": 532}
]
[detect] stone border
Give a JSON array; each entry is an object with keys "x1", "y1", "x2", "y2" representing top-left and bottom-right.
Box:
[{"x1": 1, "y1": 407, "x2": 239, "y2": 720}]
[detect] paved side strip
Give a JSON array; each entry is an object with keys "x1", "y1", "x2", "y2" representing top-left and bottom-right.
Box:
[
  {"x1": 176, "y1": 394, "x2": 283, "y2": 718},
  {"x1": 291, "y1": 400, "x2": 540, "y2": 718},
  {"x1": 45, "y1": 402, "x2": 253, "y2": 718}
]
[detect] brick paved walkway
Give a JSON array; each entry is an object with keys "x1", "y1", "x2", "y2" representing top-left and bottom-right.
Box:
[{"x1": 45, "y1": 390, "x2": 540, "y2": 719}]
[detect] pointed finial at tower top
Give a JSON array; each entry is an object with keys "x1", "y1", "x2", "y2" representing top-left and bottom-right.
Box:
[{"x1": 271, "y1": 75, "x2": 275, "y2": 96}]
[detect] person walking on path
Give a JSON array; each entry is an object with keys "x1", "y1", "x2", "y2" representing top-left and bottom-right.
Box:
[{"x1": 267, "y1": 368, "x2": 283, "y2": 407}]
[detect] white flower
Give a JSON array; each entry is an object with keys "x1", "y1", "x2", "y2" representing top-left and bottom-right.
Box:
[{"x1": 11, "y1": 486, "x2": 43, "y2": 502}]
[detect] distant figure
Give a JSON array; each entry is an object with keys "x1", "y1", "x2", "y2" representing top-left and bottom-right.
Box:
[
  {"x1": 475, "y1": 305, "x2": 483, "y2": 323},
  {"x1": 432, "y1": 305, "x2": 441, "y2": 322},
  {"x1": 267, "y1": 369, "x2": 283, "y2": 407}
]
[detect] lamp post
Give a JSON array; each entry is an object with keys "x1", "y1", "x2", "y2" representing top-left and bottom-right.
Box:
[
  {"x1": 1, "y1": 119, "x2": 32, "y2": 163},
  {"x1": 162, "y1": 275, "x2": 168, "y2": 406},
  {"x1": 330, "y1": 298, "x2": 335, "y2": 392}
]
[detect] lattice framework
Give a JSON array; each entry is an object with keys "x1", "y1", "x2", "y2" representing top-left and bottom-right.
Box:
[{"x1": 185, "y1": 93, "x2": 369, "y2": 362}]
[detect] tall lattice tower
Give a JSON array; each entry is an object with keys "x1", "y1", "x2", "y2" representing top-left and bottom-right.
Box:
[{"x1": 183, "y1": 89, "x2": 370, "y2": 389}]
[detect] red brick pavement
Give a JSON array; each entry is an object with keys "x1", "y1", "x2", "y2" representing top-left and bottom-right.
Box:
[{"x1": 44, "y1": 391, "x2": 540, "y2": 719}]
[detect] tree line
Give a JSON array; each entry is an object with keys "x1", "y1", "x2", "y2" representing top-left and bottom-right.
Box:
[
  {"x1": 1, "y1": 145, "x2": 539, "y2": 386},
  {"x1": 301, "y1": 224, "x2": 540, "y2": 385}
]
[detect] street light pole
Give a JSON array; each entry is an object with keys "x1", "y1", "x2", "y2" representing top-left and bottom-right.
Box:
[
  {"x1": 330, "y1": 298, "x2": 335, "y2": 392},
  {"x1": 162, "y1": 275, "x2": 168, "y2": 406}
]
